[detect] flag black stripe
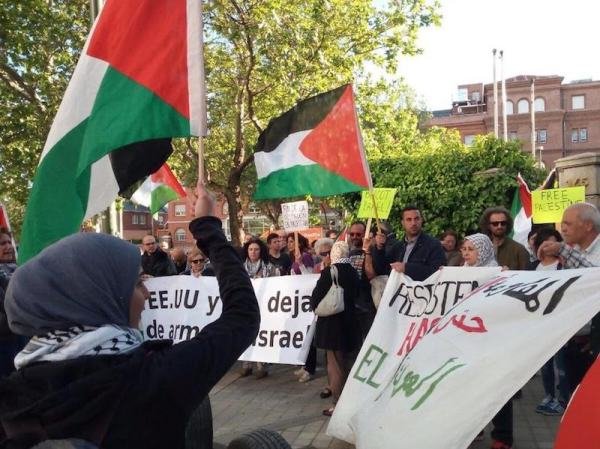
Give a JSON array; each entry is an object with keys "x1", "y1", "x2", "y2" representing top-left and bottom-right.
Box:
[{"x1": 256, "y1": 84, "x2": 349, "y2": 153}]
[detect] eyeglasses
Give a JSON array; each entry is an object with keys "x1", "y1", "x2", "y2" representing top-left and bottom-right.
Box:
[
  {"x1": 349, "y1": 233, "x2": 363, "y2": 237},
  {"x1": 319, "y1": 251, "x2": 331, "y2": 257},
  {"x1": 191, "y1": 259, "x2": 206, "y2": 264},
  {"x1": 490, "y1": 221, "x2": 508, "y2": 227}
]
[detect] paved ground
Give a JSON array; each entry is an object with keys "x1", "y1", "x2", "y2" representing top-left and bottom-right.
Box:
[{"x1": 209, "y1": 355, "x2": 560, "y2": 449}]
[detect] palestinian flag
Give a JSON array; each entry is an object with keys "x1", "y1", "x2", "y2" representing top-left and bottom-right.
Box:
[
  {"x1": 253, "y1": 85, "x2": 372, "y2": 200},
  {"x1": 510, "y1": 173, "x2": 532, "y2": 248},
  {"x1": 19, "y1": 0, "x2": 206, "y2": 263},
  {"x1": 131, "y1": 164, "x2": 187, "y2": 214},
  {"x1": 0, "y1": 204, "x2": 11, "y2": 232}
]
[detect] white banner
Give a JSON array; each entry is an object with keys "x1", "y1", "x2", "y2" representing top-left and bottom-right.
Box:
[
  {"x1": 333, "y1": 268, "x2": 600, "y2": 449},
  {"x1": 328, "y1": 267, "x2": 501, "y2": 443},
  {"x1": 141, "y1": 274, "x2": 319, "y2": 364}
]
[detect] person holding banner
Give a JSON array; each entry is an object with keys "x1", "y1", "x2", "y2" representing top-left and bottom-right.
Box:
[
  {"x1": 0, "y1": 184, "x2": 260, "y2": 449},
  {"x1": 289, "y1": 233, "x2": 314, "y2": 275},
  {"x1": 311, "y1": 241, "x2": 361, "y2": 417}
]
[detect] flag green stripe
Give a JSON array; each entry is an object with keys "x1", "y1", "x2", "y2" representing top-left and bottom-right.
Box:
[
  {"x1": 253, "y1": 164, "x2": 364, "y2": 200},
  {"x1": 77, "y1": 66, "x2": 190, "y2": 174},
  {"x1": 19, "y1": 67, "x2": 191, "y2": 263},
  {"x1": 19, "y1": 120, "x2": 92, "y2": 262},
  {"x1": 150, "y1": 184, "x2": 179, "y2": 214}
]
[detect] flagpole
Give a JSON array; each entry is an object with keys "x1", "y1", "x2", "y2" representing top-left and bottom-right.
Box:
[
  {"x1": 369, "y1": 190, "x2": 382, "y2": 233},
  {"x1": 198, "y1": 136, "x2": 205, "y2": 185}
]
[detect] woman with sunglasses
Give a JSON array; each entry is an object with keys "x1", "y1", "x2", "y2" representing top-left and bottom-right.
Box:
[
  {"x1": 313, "y1": 238, "x2": 334, "y2": 274},
  {"x1": 0, "y1": 185, "x2": 260, "y2": 449},
  {"x1": 184, "y1": 247, "x2": 214, "y2": 277}
]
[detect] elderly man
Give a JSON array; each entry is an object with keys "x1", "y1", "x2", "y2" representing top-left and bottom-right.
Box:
[
  {"x1": 170, "y1": 247, "x2": 188, "y2": 274},
  {"x1": 538, "y1": 202, "x2": 600, "y2": 395},
  {"x1": 141, "y1": 234, "x2": 177, "y2": 277}
]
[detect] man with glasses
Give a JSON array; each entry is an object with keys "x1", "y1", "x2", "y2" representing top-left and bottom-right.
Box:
[
  {"x1": 479, "y1": 206, "x2": 529, "y2": 270},
  {"x1": 141, "y1": 234, "x2": 177, "y2": 277}
]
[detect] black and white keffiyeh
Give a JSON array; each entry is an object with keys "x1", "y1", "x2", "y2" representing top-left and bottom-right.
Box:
[{"x1": 15, "y1": 324, "x2": 143, "y2": 369}]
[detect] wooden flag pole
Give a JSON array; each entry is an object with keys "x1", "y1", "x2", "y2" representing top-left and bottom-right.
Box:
[
  {"x1": 198, "y1": 137, "x2": 205, "y2": 185},
  {"x1": 369, "y1": 190, "x2": 382, "y2": 233},
  {"x1": 365, "y1": 217, "x2": 373, "y2": 240},
  {"x1": 294, "y1": 231, "x2": 299, "y2": 260}
]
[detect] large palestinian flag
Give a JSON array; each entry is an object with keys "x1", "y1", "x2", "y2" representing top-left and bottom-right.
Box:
[
  {"x1": 253, "y1": 85, "x2": 372, "y2": 200},
  {"x1": 19, "y1": 0, "x2": 206, "y2": 263}
]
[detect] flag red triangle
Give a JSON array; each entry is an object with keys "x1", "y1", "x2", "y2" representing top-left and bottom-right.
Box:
[
  {"x1": 151, "y1": 164, "x2": 187, "y2": 198},
  {"x1": 517, "y1": 174, "x2": 532, "y2": 217},
  {"x1": 87, "y1": 0, "x2": 189, "y2": 118},
  {"x1": 299, "y1": 85, "x2": 371, "y2": 188}
]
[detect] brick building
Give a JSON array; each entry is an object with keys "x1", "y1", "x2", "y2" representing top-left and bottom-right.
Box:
[
  {"x1": 426, "y1": 75, "x2": 600, "y2": 167},
  {"x1": 121, "y1": 202, "x2": 167, "y2": 242}
]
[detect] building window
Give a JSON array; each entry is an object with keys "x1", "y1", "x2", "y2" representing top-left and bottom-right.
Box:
[
  {"x1": 536, "y1": 129, "x2": 547, "y2": 144},
  {"x1": 509, "y1": 131, "x2": 518, "y2": 141},
  {"x1": 175, "y1": 204, "x2": 186, "y2": 216},
  {"x1": 572, "y1": 95, "x2": 585, "y2": 110},
  {"x1": 464, "y1": 135, "x2": 475, "y2": 145},
  {"x1": 175, "y1": 228, "x2": 186, "y2": 242},
  {"x1": 132, "y1": 214, "x2": 139, "y2": 225},
  {"x1": 505, "y1": 100, "x2": 514, "y2": 115},
  {"x1": 571, "y1": 128, "x2": 588, "y2": 143},
  {"x1": 139, "y1": 214, "x2": 146, "y2": 225},
  {"x1": 157, "y1": 215, "x2": 164, "y2": 224},
  {"x1": 517, "y1": 99, "x2": 529, "y2": 114},
  {"x1": 534, "y1": 97, "x2": 545, "y2": 112}
]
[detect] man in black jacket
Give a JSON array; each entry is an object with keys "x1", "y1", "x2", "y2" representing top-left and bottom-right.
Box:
[
  {"x1": 367, "y1": 206, "x2": 446, "y2": 281},
  {"x1": 141, "y1": 234, "x2": 177, "y2": 277}
]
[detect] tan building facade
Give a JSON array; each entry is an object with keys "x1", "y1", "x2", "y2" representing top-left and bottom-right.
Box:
[{"x1": 427, "y1": 75, "x2": 600, "y2": 167}]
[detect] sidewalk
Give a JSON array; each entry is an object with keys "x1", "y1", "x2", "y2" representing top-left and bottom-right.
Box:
[{"x1": 210, "y1": 361, "x2": 560, "y2": 449}]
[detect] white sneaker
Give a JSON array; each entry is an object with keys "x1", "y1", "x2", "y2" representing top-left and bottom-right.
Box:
[
  {"x1": 294, "y1": 367, "x2": 307, "y2": 377},
  {"x1": 298, "y1": 371, "x2": 313, "y2": 383}
]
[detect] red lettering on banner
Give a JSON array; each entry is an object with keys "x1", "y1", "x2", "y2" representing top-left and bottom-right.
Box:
[
  {"x1": 397, "y1": 317, "x2": 441, "y2": 356},
  {"x1": 432, "y1": 312, "x2": 487, "y2": 335}
]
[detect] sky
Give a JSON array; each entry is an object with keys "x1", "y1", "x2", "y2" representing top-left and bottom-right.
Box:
[{"x1": 396, "y1": 0, "x2": 600, "y2": 111}]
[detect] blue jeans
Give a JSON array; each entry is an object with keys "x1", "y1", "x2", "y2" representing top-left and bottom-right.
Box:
[{"x1": 541, "y1": 346, "x2": 569, "y2": 402}]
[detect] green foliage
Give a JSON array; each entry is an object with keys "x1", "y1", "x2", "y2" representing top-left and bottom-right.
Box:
[
  {"x1": 0, "y1": 0, "x2": 89, "y2": 237},
  {"x1": 339, "y1": 133, "x2": 546, "y2": 238},
  {"x1": 169, "y1": 0, "x2": 441, "y2": 244}
]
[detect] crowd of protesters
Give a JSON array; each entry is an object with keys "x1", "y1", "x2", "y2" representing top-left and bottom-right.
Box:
[{"x1": 1, "y1": 198, "x2": 599, "y2": 449}]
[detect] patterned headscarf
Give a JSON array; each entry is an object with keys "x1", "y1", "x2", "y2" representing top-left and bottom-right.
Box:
[{"x1": 464, "y1": 233, "x2": 498, "y2": 267}]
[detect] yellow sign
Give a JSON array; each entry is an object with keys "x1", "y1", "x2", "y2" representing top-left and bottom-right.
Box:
[
  {"x1": 531, "y1": 186, "x2": 586, "y2": 224},
  {"x1": 357, "y1": 188, "x2": 397, "y2": 219}
]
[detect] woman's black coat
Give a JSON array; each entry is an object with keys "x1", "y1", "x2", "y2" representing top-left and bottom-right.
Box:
[
  {"x1": 0, "y1": 217, "x2": 260, "y2": 449},
  {"x1": 310, "y1": 263, "x2": 361, "y2": 352}
]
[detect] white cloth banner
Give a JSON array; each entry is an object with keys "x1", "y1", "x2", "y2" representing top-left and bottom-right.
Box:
[
  {"x1": 141, "y1": 274, "x2": 319, "y2": 364},
  {"x1": 328, "y1": 267, "x2": 501, "y2": 443},
  {"x1": 333, "y1": 267, "x2": 600, "y2": 449}
]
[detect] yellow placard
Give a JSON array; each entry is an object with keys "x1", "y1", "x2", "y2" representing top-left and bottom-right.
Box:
[
  {"x1": 531, "y1": 186, "x2": 586, "y2": 224},
  {"x1": 357, "y1": 188, "x2": 397, "y2": 219}
]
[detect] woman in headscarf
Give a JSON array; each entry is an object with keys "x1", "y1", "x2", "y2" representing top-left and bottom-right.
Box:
[
  {"x1": 0, "y1": 185, "x2": 260, "y2": 449},
  {"x1": 461, "y1": 233, "x2": 498, "y2": 267},
  {"x1": 310, "y1": 241, "x2": 360, "y2": 417}
]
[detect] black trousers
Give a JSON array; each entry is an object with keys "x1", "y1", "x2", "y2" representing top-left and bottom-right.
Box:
[{"x1": 491, "y1": 399, "x2": 513, "y2": 446}]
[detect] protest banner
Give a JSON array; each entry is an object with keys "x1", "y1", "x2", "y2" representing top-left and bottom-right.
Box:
[
  {"x1": 281, "y1": 200, "x2": 309, "y2": 231},
  {"x1": 337, "y1": 268, "x2": 600, "y2": 449},
  {"x1": 356, "y1": 188, "x2": 397, "y2": 219},
  {"x1": 531, "y1": 186, "x2": 585, "y2": 223},
  {"x1": 328, "y1": 267, "x2": 501, "y2": 443},
  {"x1": 141, "y1": 274, "x2": 319, "y2": 364}
]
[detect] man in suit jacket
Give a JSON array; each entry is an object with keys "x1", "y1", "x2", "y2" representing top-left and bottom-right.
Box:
[{"x1": 366, "y1": 206, "x2": 446, "y2": 281}]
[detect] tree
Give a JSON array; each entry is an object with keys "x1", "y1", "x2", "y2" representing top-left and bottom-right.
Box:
[
  {"x1": 0, "y1": 0, "x2": 89, "y2": 237},
  {"x1": 169, "y1": 0, "x2": 441, "y2": 245},
  {"x1": 339, "y1": 133, "x2": 546, "y2": 237}
]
